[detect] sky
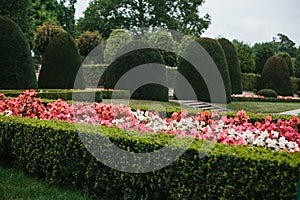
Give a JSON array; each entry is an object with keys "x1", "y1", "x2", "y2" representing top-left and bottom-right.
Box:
[{"x1": 75, "y1": 0, "x2": 300, "y2": 46}]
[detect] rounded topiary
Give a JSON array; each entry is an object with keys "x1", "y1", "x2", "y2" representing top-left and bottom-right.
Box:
[
  {"x1": 258, "y1": 55, "x2": 293, "y2": 96},
  {"x1": 278, "y1": 52, "x2": 293, "y2": 77},
  {"x1": 0, "y1": 16, "x2": 37, "y2": 89},
  {"x1": 176, "y1": 37, "x2": 232, "y2": 103},
  {"x1": 104, "y1": 29, "x2": 133, "y2": 64},
  {"x1": 218, "y1": 38, "x2": 242, "y2": 94},
  {"x1": 33, "y1": 21, "x2": 66, "y2": 60},
  {"x1": 257, "y1": 89, "x2": 278, "y2": 97},
  {"x1": 38, "y1": 32, "x2": 84, "y2": 89},
  {"x1": 148, "y1": 30, "x2": 177, "y2": 67},
  {"x1": 76, "y1": 30, "x2": 103, "y2": 57},
  {"x1": 103, "y1": 40, "x2": 168, "y2": 101}
]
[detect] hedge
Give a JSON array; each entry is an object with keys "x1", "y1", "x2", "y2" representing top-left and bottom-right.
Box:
[{"x1": 0, "y1": 115, "x2": 299, "y2": 199}]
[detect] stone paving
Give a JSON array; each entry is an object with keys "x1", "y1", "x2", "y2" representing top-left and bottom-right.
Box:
[{"x1": 170, "y1": 100, "x2": 232, "y2": 112}]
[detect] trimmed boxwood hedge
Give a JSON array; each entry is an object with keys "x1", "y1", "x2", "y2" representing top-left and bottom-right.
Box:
[{"x1": 0, "y1": 115, "x2": 299, "y2": 199}]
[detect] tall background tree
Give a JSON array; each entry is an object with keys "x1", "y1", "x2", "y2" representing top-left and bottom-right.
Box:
[
  {"x1": 0, "y1": 0, "x2": 33, "y2": 40},
  {"x1": 233, "y1": 39, "x2": 256, "y2": 73},
  {"x1": 273, "y1": 33, "x2": 297, "y2": 57},
  {"x1": 77, "y1": 0, "x2": 211, "y2": 38},
  {"x1": 252, "y1": 42, "x2": 275, "y2": 74}
]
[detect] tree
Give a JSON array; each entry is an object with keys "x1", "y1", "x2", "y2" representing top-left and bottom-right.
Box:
[
  {"x1": 273, "y1": 33, "x2": 297, "y2": 57},
  {"x1": 77, "y1": 0, "x2": 211, "y2": 38},
  {"x1": 252, "y1": 42, "x2": 275, "y2": 74},
  {"x1": 233, "y1": 40, "x2": 255, "y2": 73},
  {"x1": 277, "y1": 52, "x2": 293, "y2": 77},
  {"x1": 294, "y1": 48, "x2": 300, "y2": 78},
  {"x1": 57, "y1": 0, "x2": 77, "y2": 36},
  {"x1": 258, "y1": 55, "x2": 293, "y2": 96},
  {"x1": 38, "y1": 32, "x2": 84, "y2": 89},
  {"x1": 0, "y1": 0, "x2": 33, "y2": 40},
  {"x1": 76, "y1": 30, "x2": 103, "y2": 58},
  {"x1": 218, "y1": 38, "x2": 242, "y2": 94},
  {"x1": 0, "y1": 16, "x2": 37, "y2": 89}
]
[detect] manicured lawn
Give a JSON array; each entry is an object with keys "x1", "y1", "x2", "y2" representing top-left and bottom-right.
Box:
[
  {"x1": 0, "y1": 166, "x2": 88, "y2": 200},
  {"x1": 104, "y1": 99, "x2": 299, "y2": 114}
]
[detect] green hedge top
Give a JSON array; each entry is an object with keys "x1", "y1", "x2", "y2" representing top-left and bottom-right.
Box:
[{"x1": 0, "y1": 115, "x2": 299, "y2": 199}]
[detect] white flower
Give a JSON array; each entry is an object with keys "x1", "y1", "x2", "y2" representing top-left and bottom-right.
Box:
[
  {"x1": 266, "y1": 138, "x2": 277, "y2": 148},
  {"x1": 271, "y1": 131, "x2": 279, "y2": 139}
]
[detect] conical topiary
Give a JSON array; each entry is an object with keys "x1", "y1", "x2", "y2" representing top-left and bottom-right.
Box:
[
  {"x1": 258, "y1": 55, "x2": 293, "y2": 96},
  {"x1": 103, "y1": 40, "x2": 168, "y2": 101},
  {"x1": 38, "y1": 32, "x2": 84, "y2": 89},
  {"x1": 0, "y1": 16, "x2": 37, "y2": 89},
  {"x1": 218, "y1": 38, "x2": 242, "y2": 94},
  {"x1": 176, "y1": 37, "x2": 232, "y2": 103}
]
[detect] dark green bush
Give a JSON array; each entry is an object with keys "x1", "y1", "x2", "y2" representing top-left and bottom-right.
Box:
[
  {"x1": 278, "y1": 52, "x2": 294, "y2": 76},
  {"x1": 253, "y1": 42, "x2": 275, "y2": 74},
  {"x1": 257, "y1": 89, "x2": 278, "y2": 97},
  {"x1": 38, "y1": 32, "x2": 85, "y2": 89},
  {"x1": 0, "y1": 115, "x2": 299, "y2": 199},
  {"x1": 295, "y1": 53, "x2": 300, "y2": 78},
  {"x1": 176, "y1": 37, "x2": 232, "y2": 103},
  {"x1": 258, "y1": 55, "x2": 293, "y2": 96},
  {"x1": 0, "y1": 16, "x2": 37, "y2": 89},
  {"x1": 291, "y1": 77, "x2": 300, "y2": 93},
  {"x1": 241, "y1": 73, "x2": 260, "y2": 91},
  {"x1": 218, "y1": 38, "x2": 242, "y2": 94},
  {"x1": 103, "y1": 40, "x2": 169, "y2": 101}
]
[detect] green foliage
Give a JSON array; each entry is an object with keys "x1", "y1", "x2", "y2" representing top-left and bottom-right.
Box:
[
  {"x1": 0, "y1": 115, "x2": 299, "y2": 199},
  {"x1": 0, "y1": 0, "x2": 33, "y2": 41},
  {"x1": 148, "y1": 30, "x2": 177, "y2": 67},
  {"x1": 76, "y1": 31, "x2": 103, "y2": 58},
  {"x1": 258, "y1": 55, "x2": 293, "y2": 96},
  {"x1": 77, "y1": 0, "x2": 211, "y2": 38},
  {"x1": 38, "y1": 32, "x2": 84, "y2": 89},
  {"x1": 274, "y1": 33, "x2": 297, "y2": 57},
  {"x1": 218, "y1": 38, "x2": 242, "y2": 94},
  {"x1": 295, "y1": 53, "x2": 300, "y2": 78},
  {"x1": 176, "y1": 37, "x2": 232, "y2": 103},
  {"x1": 56, "y1": 0, "x2": 77, "y2": 36},
  {"x1": 33, "y1": 22, "x2": 66, "y2": 60},
  {"x1": 278, "y1": 52, "x2": 294, "y2": 76},
  {"x1": 104, "y1": 40, "x2": 169, "y2": 101},
  {"x1": 241, "y1": 73, "x2": 260, "y2": 91},
  {"x1": 257, "y1": 89, "x2": 278, "y2": 97},
  {"x1": 233, "y1": 40, "x2": 256, "y2": 73},
  {"x1": 0, "y1": 16, "x2": 37, "y2": 89},
  {"x1": 253, "y1": 42, "x2": 275, "y2": 74},
  {"x1": 104, "y1": 29, "x2": 133, "y2": 64}
]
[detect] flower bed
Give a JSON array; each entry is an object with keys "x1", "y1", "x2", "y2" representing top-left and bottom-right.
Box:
[
  {"x1": 232, "y1": 93, "x2": 300, "y2": 102},
  {"x1": 1, "y1": 90, "x2": 299, "y2": 153}
]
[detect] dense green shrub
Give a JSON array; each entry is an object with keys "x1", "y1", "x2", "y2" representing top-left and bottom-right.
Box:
[
  {"x1": 291, "y1": 77, "x2": 300, "y2": 93},
  {"x1": 295, "y1": 49, "x2": 300, "y2": 78},
  {"x1": 76, "y1": 30, "x2": 103, "y2": 59},
  {"x1": 104, "y1": 29, "x2": 133, "y2": 64},
  {"x1": 253, "y1": 42, "x2": 275, "y2": 74},
  {"x1": 38, "y1": 32, "x2": 85, "y2": 89},
  {"x1": 258, "y1": 55, "x2": 293, "y2": 96},
  {"x1": 218, "y1": 38, "x2": 242, "y2": 94},
  {"x1": 257, "y1": 89, "x2": 278, "y2": 97},
  {"x1": 33, "y1": 21, "x2": 66, "y2": 60},
  {"x1": 278, "y1": 52, "x2": 294, "y2": 76},
  {"x1": 0, "y1": 115, "x2": 299, "y2": 199},
  {"x1": 148, "y1": 30, "x2": 177, "y2": 67},
  {"x1": 241, "y1": 73, "x2": 260, "y2": 91},
  {"x1": 0, "y1": 16, "x2": 37, "y2": 89},
  {"x1": 104, "y1": 40, "x2": 168, "y2": 101},
  {"x1": 176, "y1": 37, "x2": 232, "y2": 103},
  {"x1": 234, "y1": 42, "x2": 256, "y2": 73}
]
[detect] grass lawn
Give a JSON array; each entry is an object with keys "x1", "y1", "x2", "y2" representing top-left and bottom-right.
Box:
[
  {"x1": 0, "y1": 166, "x2": 88, "y2": 200},
  {"x1": 104, "y1": 99, "x2": 299, "y2": 115}
]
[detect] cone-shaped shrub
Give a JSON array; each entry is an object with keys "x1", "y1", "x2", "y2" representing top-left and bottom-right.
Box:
[
  {"x1": 176, "y1": 37, "x2": 231, "y2": 103},
  {"x1": 278, "y1": 52, "x2": 293, "y2": 77},
  {"x1": 258, "y1": 55, "x2": 293, "y2": 96},
  {"x1": 0, "y1": 16, "x2": 37, "y2": 89},
  {"x1": 104, "y1": 40, "x2": 168, "y2": 101},
  {"x1": 218, "y1": 38, "x2": 242, "y2": 94},
  {"x1": 38, "y1": 32, "x2": 84, "y2": 89}
]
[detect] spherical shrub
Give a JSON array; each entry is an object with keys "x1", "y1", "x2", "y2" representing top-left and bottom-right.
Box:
[
  {"x1": 257, "y1": 89, "x2": 278, "y2": 97},
  {"x1": 103, "y1": 40, "x2": 168, "y2": 101},
  {"x1": 218, "y1": 38, "x2": 242, "y2": 94},
  {"x1": 175, "y1": 37, "x2": 232, "y2": 103},
  {"x1": 258, "y1": 55, "x2": 293, "y2": 96},
  {"x1": 0, "y1": 16, "x2": 37, "y2": 89},
  {"x1": 76, "y1": 30, "x2": 103, "y2": 58},
  {"x1": 38, "y1": 32, "x2": 84, "y2": 89}
]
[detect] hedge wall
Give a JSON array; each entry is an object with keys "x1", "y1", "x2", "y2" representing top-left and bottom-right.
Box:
[{"x1": 0, "y1": 115, "x2": 299, "y2": 199}]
